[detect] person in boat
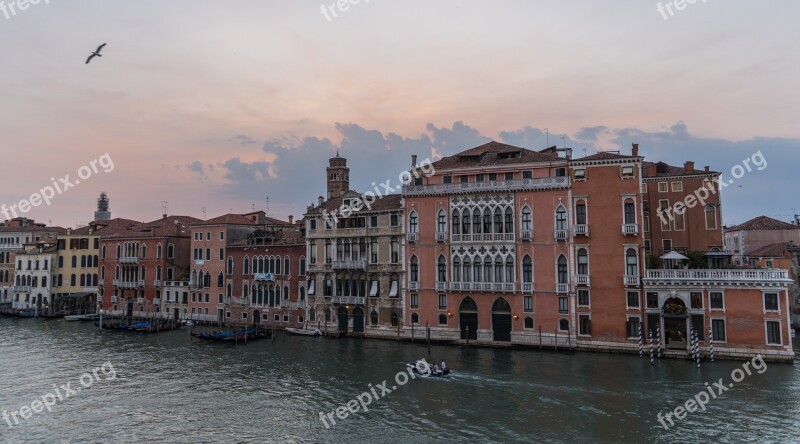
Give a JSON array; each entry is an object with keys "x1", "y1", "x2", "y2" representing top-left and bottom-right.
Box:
[
  {"x1": 433, "y1": 363, "x2": 440, "y2": 373},
  {"x1": 441, "y1": 360, "x2": 447, "y2": 370}
]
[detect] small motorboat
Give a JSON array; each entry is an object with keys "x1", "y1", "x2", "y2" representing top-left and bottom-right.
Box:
[
  {"x1": 285, "y1": 327, "x2": 324, "y2": 337},
  {"x1": 406, "y1": 361, "x2": 451, "y2": 377},
  {"x1": 65, "y1": 314, "x2": 101, "y2": 322}
]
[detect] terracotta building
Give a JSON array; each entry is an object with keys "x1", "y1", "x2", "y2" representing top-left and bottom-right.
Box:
[{"x1": 724, "y1": 215, "x2": 800, "y2": 266}]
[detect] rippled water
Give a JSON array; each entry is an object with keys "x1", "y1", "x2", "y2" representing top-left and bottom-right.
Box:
[{"x1": 1, "y1": 318, "x2": 799, "y2": 443}]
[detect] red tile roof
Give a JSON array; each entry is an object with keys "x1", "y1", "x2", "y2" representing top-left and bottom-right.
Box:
[
  {"x1": 305, "y1": 192, "x2": 403, "y2": 216},
  {"x1": 728, "y1": 216, "x2": 800, "y2": 232},
  {"x1": 70, "y1": 218, "x2": 142, "y2": 236},
  {"x1": 104, "y1": 215, "x2": 202, "y2": 239},
  {"x1": 430, "y1": 141, "x2": 562, "y2": 170},
  {"x1": 643, "y1": 161, "x2": 718, "y2": 177},
  {"x1": 573, "y1": 151, "x2": 636, "y2": 161},
  {"x1": 746, "y1": 242, "x2": 795, "y2": 258}
]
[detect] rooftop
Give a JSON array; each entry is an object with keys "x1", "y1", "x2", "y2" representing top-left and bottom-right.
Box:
[
  {"x1": 430, "y1": 141, "x2": 562, "y2": 171},
  {"x1": 728, "y1": 215, "x2": 800, "y2": 232}
]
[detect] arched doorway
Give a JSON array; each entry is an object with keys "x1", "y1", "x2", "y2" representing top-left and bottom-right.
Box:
[
  {"x1": 662, "y1": 297, "x2": 688, "y2": 350},
  {"x1": 253, "y1": 309, "x2": 261, "y2": 326},
  {"x1": 337, "y1": 307, "x2": 349, "y2": 332},
  {"x1": 459, "y1": 297, "x2": 478, "y2": 340},
  {"x1": 352, "y1": 307, "x2": 365, "y2": 332},
  {"x1": 491, "y1": 297, "x2": 512, "y2": 342},
  {"x1": 125, "y1": 299, "x2": 133, "y2": 318}
]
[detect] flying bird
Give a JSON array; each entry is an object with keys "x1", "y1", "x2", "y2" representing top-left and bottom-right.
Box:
[{"x1": 85, "y1": 43, "x2": 107, "y2": 64}]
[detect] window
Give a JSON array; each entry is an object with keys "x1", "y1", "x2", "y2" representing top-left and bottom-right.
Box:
[
  {"x1": 522, "y1": 170, "x2": 532, "y2": 179},
  {"x1": 690, "y1": 292, "x2": 703, "y2": 309},
  {"x1": 390, "y1": 214, "x2": 399, "y2": 226},
  {"x1": 555, "y1": 206, "x2": 567, "y2": 231},
  {"x1": 206, "y1": 232, "x2": 211, "y2": 240},
  {"x1": 766, "y1": 321, "x2": 782, "y2": 345},
  {"x1": 579, "y1": 316, "x2": 591, "y2": 335},
  {"x1": 437, "y1": 210, "x2": 446, "y2": 234},
  {"x1": 575, "y1": 203, "x2": 586, "y2": 225},
  {"x1": 626, "y1": 249, "x2": 638, "y2": 276},
  {"x1": 578, "y1": 290, "x2": 590, "y2": 307},
  {"x1": 659, "y1": 200, "x2": 671, "y2": 231},
  {"x1": 475, "y1": 174, "x2": 484, "y2": 182},
  {"x1": 410, "y1": 293, "x2": 418, "y2": 308},
  {"x1": 624, "y1": 202, "x2": 636, "y2": 225},
  {"x1": 627, "y1": 291, "x2": 640, "y2": 308},
  {"x1": 555, "y1": 168, "x2": 567, "y2": 177},
  {"x1": 219, "y1": 248, "x2": 224, "y2": 261},
  {"x1": 557, "y1": 256, "x2": 568, "y2": 285},
  {"x1": 460, "y1": 175, "x2": 469, "y2": 183},
  {"x1": 411, "y1": 313, "x2": 419, "y2": 324},
  {"x1": 437, "y1": 256, "x2": 446, "y2": 283},
  {"x1": 705, "y1": 205, "x2": 717, "y2": 230},
  {"x1": 577, "y1": 249, "x2": 588, "y2": 275},
  {"x1": 662, "y1": 239, "x2": 672, "y2": 252},
  {"x1": 167, "y1": 244, "x2": 174, "y2": 259},
  {"x1": 524, "y1": 317, "x2": 534, "y2": 329},
  {"x1": 674, "y1": 208, "x2": 685, "y2": 231},
  {"x1": 504, "y1": 172, "x2": 514, "y2": 180},
  {"x1": 521, "y1": 207, "x2": 532, "y2": 232},
  {"x1": 710, "y1": 292, "x2": 724, "y2": 310},
  {"x1": 658, "y1": 182, "x2": 668, "y2": 193},
  {"x1": 438, "y1": 314, "x2": 448, "y2": 325},
  {"x1": 488, "y1": 173, "x2": 497, "y2": 181},
  {"x1": 765, "y1": 260, "x2": 774, "y2": 268},
  {"x1": 646, "y1": 292, "x2": 659, "y2": 309},
  {"x1": 627, "y1": 317, "x2": 641, "y2": 338},
  {"x1": 438, "y1": 293, "x2": 447, "y2": 309},
  {"x1": 410, "y1": 256, "x2": 419, "y2": 282},
  {"x1": 764, "y1": 293, "x2": 779, "y2": 312},
  {"x1": 559, "y1": 319, "x2": 569, "y2": 331},
  {"x1": 558, "y1": 296, "x2": 568, "y2": 313},
  {"x1": 574, "y1": 168, "x2": 586, "y2": 180},
  {"x1": 671, "y1": 181, "x2": 683, "y2": 192},
  {"x1": 711, "y1": 319, "x2": 726, "y2": 342},
  {"x1": 523, "y1": 295, "x2": 533, "y2": 312},
  {"x1": 408, "y1": 212, "x2": 418, "y2": 235},
  {"x1": 390, "y1": 239, "x2": 399, "y2": 263},
  {"x1": 522, "y1": 256, "x2": 532, "y2": 283},
  {"x1": 442, "y1": 175, "x2": 452, "y2": 184}
]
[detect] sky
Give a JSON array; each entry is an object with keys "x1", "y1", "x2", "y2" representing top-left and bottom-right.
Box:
[{"x1": 0, "y1": 0, "x2": 798, "y2": 228}]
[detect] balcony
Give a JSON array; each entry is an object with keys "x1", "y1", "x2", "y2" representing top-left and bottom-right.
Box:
[
  {"x1": 521, "y1": 282, "x2": 534, "y2": 293},
  {"x1": 407, "y1": 233, "x2": 418, "y2": 243},
  {"x1": 194, "y1": 259, "x2": 204, "y2": 266},
  {"x1": 137, "y1": 280, "x2": 145, "y2": 287},
  {"x1": 253, "y1": 273, "x2": 275, "y2": 281},
  {"x1": 153, "y1": 280, "x2": 161, "y2": 287},
  {"x1": 136, "y1": 297, "x2": 145, "y2": 305},
  {"x1": 573, "y1": 224, "x2": 589, "y2": 237},
  {"x1": 621, "y1": 224, "x2": 639, "y2": 236},
  {"x1": 521, "y1": 230, "x2": 532, "y2": 241},
  {"x1": 14, "y1": 285, "x2": 31, "y2": 292},
  {"x1": 556, "y1": 283, "x2": 569, "y2": 294},
  {"x1": 435, "y1": 232, "x2": 446, "y2": 242},
  {"x1": 119, "y1": 256, "x2": 139, "y2": 264},
  {"x1": 113, "y1": 279, "x2": 138, "y2": 289},
  {"x1": 555, "y1": 230, "x2": 568, "y2": 242},
  {"x1": 189, "y1": 282, "x2": 202, "y2": 290},
  {"x1": 402, "y1": 176, "x2": 570, "y2": 196},
  {"x1": 153, "y1": 298, "x2": 161, "y2": 306},
  {"x1": 0, "y1": 243, "x2": 22, "y2": 250},
  {"x1": 332, "y1": 296, "x2": 366, "y2": 305},
  {"x1": 408, "y1": 281, "x2": 419, "y2": 291},
  {"x1": 624, "y1": 275, "x2": 640, "y2": 287},
  {"x1": 111, "y1": 296, "x2": 118, "y2": 303},
  {"x1": 82, "y1": 287, "x2": 97, "y2": 292},
  {"x1": 332, "y1": 260, "x2": 367, "y2": 270},
  {"x1": 644, "y1": 269, "x2": 792, "y2": 286},
  {"x1": 574, "y1": 275, "x2": 590, "y2": 286},
  {"x1": 448, "y1": 282, "x2": 515, "y2": 292},
  {"x1": 435, "y1": 281, "x2": 446, "y2": 291}
]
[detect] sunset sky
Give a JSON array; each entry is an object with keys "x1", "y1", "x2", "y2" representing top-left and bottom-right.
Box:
[{"x1": 1, "y1": 0, "x2": 798, "y2": 228}]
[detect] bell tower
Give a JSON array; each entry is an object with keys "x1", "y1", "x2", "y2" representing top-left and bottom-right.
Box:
[{"x1": 326, "y1": 151, "x2": 349, "y2": 200}]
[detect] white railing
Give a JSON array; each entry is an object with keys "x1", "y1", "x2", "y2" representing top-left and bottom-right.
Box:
[
  {"x1": 137, "y1": 280, "x2": 145, "y2": 287},
  {"x1": 119, "y1": 256, "x2": 139, "y2": 264},
  {"x1": 556, "y1": 283, "x2": 569, "y2": 294},
  {"x1": 332, "y1": 296, "x2": 365, "y2": 305},
  {"x1": 153, "y1": 298, "x2": 161, "y2": 306},
  {"x1": 573, "y1": 224, "x2": 588, "y2": 236},
  {"x1": 153, "y1": 280, "x2": 161, "y2": 287},
  {"x1": 113, "y1": 279, "x2": 138, "y2": 289},
  {"x1": 624, "y1": 275, "x2": 640, "y2": 286},
  {"x1": 408, "y1": 281, "x2": 419, "y2": 291},
  {"x1": 521, "y1": 283, "x2": 533, "y2": 293},
  {"x1": 332, "y1": 260, "x2": 367, "y2": 270},
  {"x1": 13, "y1": 285, "x2": 31, "y2": 292},
  {"x1": 574, "y1": 275, "x2": 590, "y2": 286},
  {"x1": 436, "y1": 281, "x2": 446, "y2": 291},
  {"x1": 111, "y1": 296, "x2": 118, "y2": 303},
  {"x1": 254, "y1": 273, "x2": 275, "y2": 281},
  {"x1": 521, "y1": 230, "x2": 532, "y2": 241},
  {"x1": 555, "y1": 230, "x2": 568, "y2": 241},
  {"x1": 0, "y1": 243, "x2": 22, "y2": 250},
  {"x1": 407, "y1": 233, "x2": 418, "y2": 243},
  {"x1": 450, "y1": 282, "x2": 461, "y2": 291},
  {"x1": 645, "y1": 269, "x2": 791, "y2": 283},
  {"x1": 621, "y1": 224, "x2": 639, "y2": 236},
  {"x1": 82, "y1": 287, "x2": 97, "y2": 292},
  {"x1": 435, "y1": 232, "x2": 447, "y2": 242},
  {"x1": 402, "y1": 177, "x2": 570, "y2": 196},
  {"x1": 451, "y1": 234, "x2": 461, "y2": 242},
  {"x1": 136, "y1": 297, "x2": 145, "y2": 305},
  {"x1": 448, "y1": 282, "x2": 515, "y2": 292}
]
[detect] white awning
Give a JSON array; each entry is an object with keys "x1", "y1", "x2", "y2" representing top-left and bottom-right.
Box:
[
  {"x1": 661, "y1": 251, "x2": 689, "y2": 261},
  {"x1": 307, "y1": 279, "x2": 315, "y2": 295},
  {"x1": 389, "y1": 280, "x2": 398, "y2": 297},
  {"x1": 369, "y1": 280, "x2": 378, "y2": 297}
]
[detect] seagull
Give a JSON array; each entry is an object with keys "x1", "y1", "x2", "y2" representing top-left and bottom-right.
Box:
[{"x1": 85, "y1": 43, "x2": 106, "y2": 64}]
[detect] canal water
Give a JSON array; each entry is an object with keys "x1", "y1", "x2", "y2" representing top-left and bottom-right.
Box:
[{"x1": 1, "y1": 318, "x2": 799, "y2": 443}]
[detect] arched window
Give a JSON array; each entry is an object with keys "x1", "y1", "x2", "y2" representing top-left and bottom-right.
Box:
[
  {"x1": 227, "y1": 256, "x2": 233, "y2": 274},
  {"x1": 705, "y1": 205, "x2": 717, "y2": 230},
  {"x1": 472, "y1": 211, "x2": 481, "y2": 235},
  {"x1": 523, "y1": 256, "x2": 533, "y2": 283},
  {"x1": 437, "y1": 256, "x2": 447, "y2": 282},
  {"x1": 504, "y1": 207, "x2": 513, "y2": 233},
  {"x1": 473, "y1": 259, "x2": 482, "y2": 283},
  {"x1": 557, "y1": 255, "x2": 568, "y2": 284},
  {"x1": 483, "y1": 208, "x2": 492, "y2": 234},
  {"x1": 141, "y1": 245, "x2": 147, "y2": 259},
  {"x1": 276, "y1": 256, "x2": 282, "y2": 275},
  {"x1": 437, "y1": 210, "x2": 447, "y2": 233},
  {"x1": 408, "y1": 211, "x2": 418, "y2": 234},
  {"x1": 58, "y1": 256, "x2": 63, "y2": 268},
  {"x1": 390, "y1": 312, "x2": 399, "y2": 326},
  {"x1": 461, "y1": 209, "x2": 471, "y2": 235},
  {"x1": 80, "y1": 255, "x2": 86, "y2": 268},
  {"x1": 284, "y1": 256, "x2": 290, "y2": 276},
  {"x1": 575, "y1": 201, "x2": 587, "y2": 225},
  {"x1": 577, "y1": 249, "x2": 588, "y2": 275},
  {"x1": 410, "y1": 256, "x2": 419, "y2": 282},
  {"x1": 167, "y1": 244, "x2": 174, "y2": 259},
  {"x1": 244, "y1": 257, "x2": 250, "y2": 275},
  {"x1": 463, "y1": 257, "x2": 472, "y2": 282},
  {"x1": 505, "y1": 257, "x2": 514, "y2": 282},
  {"x1": 226, "y1": 284, "x2": 232, "y2": 297},
  {"x1": 524, "y1": 317, "x2": 534, "y2": 329},
  {"x1": 411, "y1": 313, "x2": 419, "y2": 324},
  {"x1": 452, "y1": 210, "x2": 460, "y2": 235},
  {"x1": 71, "y1": 256, "x2": 77, "y2": 268},
  {"x1": 370, "y1": 310, "x2": 378, "y2": 325},
  {"x1": 494, "y1": 256, "x2": 503, "y2": 282},
  {"x1": 626, "y1": 249, "x2": 638, "y2": 276},
  {"x1": 494, "y1": 207, "x2": 503, "y2": 234},
  {"x1": 555, "y1": 206, "x2": 567, "y2": 231},
  {"x1": 484, "y1": 257, "x2": 492, "y2": 282},
  {"x1": 70, "y1": 274, "x2": 76, "y2": 286},
  {"x1": 101, "y1": 245, "x2": 106, "y2": 259},
  {"x1": 116, "y1": 244, "x2": 120, "y2": 258},
  {"x1": 217, "y1": 272, "x2": 224, "y2": 288},
  {"x1": 299, "y1": 256, "x2": 306, "y2": 275},
  {"x1": 520, "y1": 205, "x2": 533, "y2": 231},
  {"x1": 453, "y1": 257, "x2": 461, "y2": 282}
]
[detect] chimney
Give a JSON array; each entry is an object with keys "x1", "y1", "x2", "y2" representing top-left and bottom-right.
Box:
[
  {"x1": 288, "y1": 215, "x2": 294, "y2": 224},
  {"x1": 684, "y1": 161, "x2": 695, "y2": 174},
  {"x1": 318, "y1": 196, "x2": 324, "y2": 206},
  {"x1": 632, "y1": 143, "x2": 639, "y2": 157},
  {"x1": 704, "y1": 166, "x2": 710, "y2": 172},
  {"x1": 411, "y1": 154, "x2": 418, "y2": 168}
]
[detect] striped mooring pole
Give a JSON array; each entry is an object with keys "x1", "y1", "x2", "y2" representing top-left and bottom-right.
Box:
[
  {"x1": 656, "y1": 323, "x2": 662, "y2": 358},
  {"x1": 638, "y1": 324, "x2": 643, "y2": 358},
  {"x1": 708, "y1": 323, "x2": 715, "y2": 362},
  {"x1": 649, "y1": 331, "x2": 654, "y2": 365}
]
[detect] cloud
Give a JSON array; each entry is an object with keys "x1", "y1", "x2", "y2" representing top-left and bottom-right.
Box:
[
  {"x1": 228, "y1": 134, "x2": 259, "y2": 146},
  {"x1": 574, "y1": 125, "x2": 610, "y2": 141}
]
